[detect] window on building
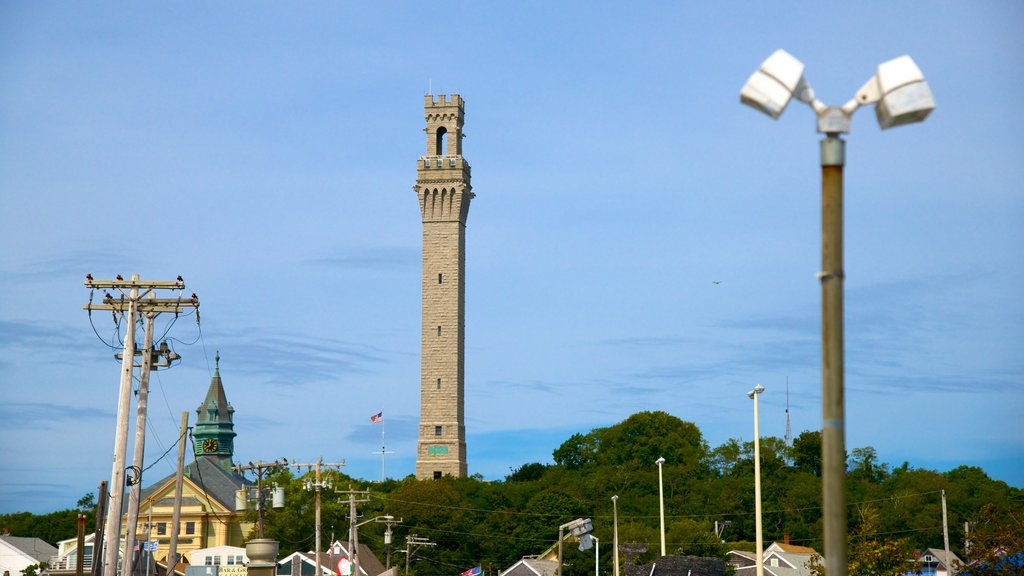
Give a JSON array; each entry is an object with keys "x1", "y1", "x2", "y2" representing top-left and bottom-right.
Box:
[
  {"x1": 435, "y1": 425, "x2": 442, "y2": 436},
  {"x1": 438, "y1": 273, "x2": 443, "y2": 284},
  {"x1": 157, "y1": 523, "x2": 166, "y2": 536},
  {"x1": 437, "y1": 378, "x2": 442, "y2": 389},
  {"x1": 433, "y1": 471, "x2": 442, "y2": 479},
  {"x1": 213, "y1": 556, "x2": 222, "y2": 565},
  {"x1": 185, "y1": 522, "x2": 195, "y2": 535},
  {"x1": 205, "y1": 557, "x2": 214, "y2": 566},
  {"x1": 437, "y1": 325, "x2": 442, "y2": 336}
]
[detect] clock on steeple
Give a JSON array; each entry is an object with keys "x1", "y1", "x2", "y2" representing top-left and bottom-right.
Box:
[{"x1": 192, "y1": 352, "x2": 237, "y2": 469}]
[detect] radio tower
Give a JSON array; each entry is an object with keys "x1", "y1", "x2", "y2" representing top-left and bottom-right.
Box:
[{"x1": 785, "y1": 376, "x2": 793, "y2": 448}]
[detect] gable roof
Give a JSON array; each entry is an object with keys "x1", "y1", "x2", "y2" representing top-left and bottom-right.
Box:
[
  {"x1": 0, "y1": 535, "x2": 58, "y2": 563},
  {"x1": 323, "y1": 540, "x2": 386, "y2": 576},
  {"x1": 500, "y1": 558, "x2": 558, "y2": 576},
  {"x1": 139, "y1": 456, "x2": 250, "y2": 510}
]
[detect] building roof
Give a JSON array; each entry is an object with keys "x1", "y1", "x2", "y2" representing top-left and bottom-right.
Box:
[
  {"x1": 499, "y1": 558, "x2": 558, "y2": 576},
  {"x1": 0, "y1": 535, "x2": 58, "y2": 564},
  {"x1": 139, "y1": 448, "x2": 250, "y2": 510},
  {"x1": 624, "y1": 555, "x2": 726, "y2": 576},
  {"x1": 323, "y1": 540, "x2": 386, "y2": 576},
  {"x1": 917, "y1": 548, "x2": 962, "y2": 569}
]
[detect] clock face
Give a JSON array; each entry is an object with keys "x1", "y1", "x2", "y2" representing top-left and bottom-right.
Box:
[{"x1": 202, "y1": 438, "x2": 219, "y2": 453}]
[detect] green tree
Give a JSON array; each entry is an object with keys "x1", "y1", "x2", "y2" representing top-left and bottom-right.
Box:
[{"x1": 792, "y1": 430, "x2": 822, "y2": 476}]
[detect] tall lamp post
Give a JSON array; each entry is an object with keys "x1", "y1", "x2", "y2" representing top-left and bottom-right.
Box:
[
  {"x1": 655, "y1": 457, "x2": 666, "y2": 557},
  {"x1": 591, "y1": 536, "x2": 599, "y2": 576},
  {"x1": 611, "y1": 495, "x2": 619, "y2": 576},
  {"x1": 740, "y1": 49, "x2": 935, "y2": 576},
  {"x1": 748, "y1": 385, "x2": 765, "y2": 576}
]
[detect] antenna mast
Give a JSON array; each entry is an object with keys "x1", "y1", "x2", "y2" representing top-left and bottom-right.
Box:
[{"x1": 785, "y1": 376, "x2": 793, "y2": 447}]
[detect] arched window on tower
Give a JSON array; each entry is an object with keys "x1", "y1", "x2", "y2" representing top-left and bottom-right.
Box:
[{"x1": 436, "y1": 126, "x2": 448, "y2": 156}]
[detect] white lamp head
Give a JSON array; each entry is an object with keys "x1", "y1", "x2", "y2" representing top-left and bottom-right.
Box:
[
  {"x1": 740, "y1": 49, "x2": 814, "y2": 119},
  {"x1": 747, "y1": 384, "x2": 765, "y2": 399},
  {"x1": 655, "y1": 456, "x2": 666, "y2": 465},
  {"x1": 853, "y1": 55, "x2": 935, "y2": 129}
]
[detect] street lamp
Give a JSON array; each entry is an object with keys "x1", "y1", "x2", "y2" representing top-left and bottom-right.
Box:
[
  {"x1": 741, "y1": 50, "x2": 935, "y2": 576},
  {"x1": 748, "y1": 385, "x2": 765, "y2": 576},
  {"x1": 592, "y1": 535, "x2": 599, "y2": 576},
  {"x1": 611, "y1": 495, "x2": 619, "y2": 576},
  {"x1": 655, "y1": 457, "x2": 666, "y2": 557}
]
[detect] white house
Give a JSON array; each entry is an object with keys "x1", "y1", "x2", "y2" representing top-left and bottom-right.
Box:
[{"x1": 0, "y1": 535, "x2": 58, "y2": 576}]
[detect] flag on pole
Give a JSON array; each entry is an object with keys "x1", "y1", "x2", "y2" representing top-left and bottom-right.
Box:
[
  {"x1": 460, "y1": 566, "x2": 481, "y2": 576},
  {"x1": 147, "y1": 541, "x2": 158, "y2": 552},
  {"x1": 133, "y1": 540, "x2": 140, "y2": 552},
  {"x1": 370, "y1": 412, "x2": 383, "y2": 424}
]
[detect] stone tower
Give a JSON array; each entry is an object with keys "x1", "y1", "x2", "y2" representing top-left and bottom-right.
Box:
[
  {"x1": 193, "y1": 353, "x2": 237, "y2": 471},
  {"x1": 414, "y1": 94, "x2": 473, "y2": 479}
]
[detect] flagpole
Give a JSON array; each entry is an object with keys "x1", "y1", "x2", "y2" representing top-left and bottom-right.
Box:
[{"x1": 380, "y1": 415, "x2": 385, "y2": 482}]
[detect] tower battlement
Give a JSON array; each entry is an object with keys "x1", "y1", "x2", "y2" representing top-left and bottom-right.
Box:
[{"x1": 424, "y1": 93, "x2": 464, "y2": 109}]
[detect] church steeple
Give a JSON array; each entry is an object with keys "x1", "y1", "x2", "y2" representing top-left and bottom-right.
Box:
[{"x1": 193, "y1": 352, "x2": 237, "y2": 469}]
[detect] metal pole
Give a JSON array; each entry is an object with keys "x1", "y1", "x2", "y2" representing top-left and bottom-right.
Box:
[
  {"x1": 753, "y1": 392, "x2": 763, "y2": 576},
  {"x1": 122, "y1": 308, "x2": 156, "y2": 576},
  {"x1": 820, "y1": 136, "x2": 847, "y2": 576},
  {"x1": 656, "y1": 457, "x2": 666, "y2": 557},
  {"x1": 103, "y1": 274, "x2": 139, "y2": 576},
  {"x1": 593, "y1": 536, "x2": 599, "y2": 576},
  {"x1": 166, "y1": 411, "x2": 188, "y2": 576},
  {"x1": 611, "y1": 496, "x2": 619, "y2": 576}
]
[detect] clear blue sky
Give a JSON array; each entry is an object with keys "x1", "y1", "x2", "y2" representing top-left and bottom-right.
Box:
[{"x1": 1, "y1": 2, "x2": 1021, "y2": 514}]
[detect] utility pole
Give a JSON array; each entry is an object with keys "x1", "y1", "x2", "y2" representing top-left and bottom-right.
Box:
[
  {"x1": 121, "y1": 301, "x2": 156, "y2": 576},
  {"x1": 234, "y1": 459, "x2": 288, "y2": 539},
  {"x1": 83, "y1": 274, "x2": 194, "y2": 576},
  {"x1": 91, "y1": 481, "x2": 108, "y2": 576},
  {"x1": 166, "y1": 412, "x2": 189, "y2": 576},
  {"x1": 942, "y1": 490, "x2": 953, "y2": 575},
  {"x1": 84, "y1": 272, "x2": 195, "y2": 573},
  {"x1": 291, "y1": 458, "x2": 345, "y2": 576},
  {"x1": 76, "y1": 514, "x2": 87, "y2": 576},
  {"x1": 377, "y1": 516, "x2": 402, "y2": 570},
  {"x1": 337, "y1": 487, "x2": 370, "y2": 576},
  {"x1": 403, "y1": 535, "x2": 435, "y2": 576}
]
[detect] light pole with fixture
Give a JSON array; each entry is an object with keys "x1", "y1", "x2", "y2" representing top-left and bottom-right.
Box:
[
  {"x1": 748, "y1": 384, "x2": 765, "y2": 576},
  {"x1": 591, "y1": 535, "x2": 599, "y2": 576},
  {"x1": 655, "y1": 457, "x2": 666, "y2": 556},
  {"x1": 741, "y1": 49, "x2": 935, "y2": 576},
  {"x1": 611, "y1": 495, "x2": 619, "y2": 576}
]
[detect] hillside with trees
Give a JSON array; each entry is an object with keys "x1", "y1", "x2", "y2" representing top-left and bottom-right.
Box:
[{"x1": 4, "y1": 412, "x2": 1020, "y2": 576}]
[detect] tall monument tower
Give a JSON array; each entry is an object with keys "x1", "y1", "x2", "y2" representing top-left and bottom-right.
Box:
[{"x1": 414, "y1": 94, "x2": 473, "y2": 479}]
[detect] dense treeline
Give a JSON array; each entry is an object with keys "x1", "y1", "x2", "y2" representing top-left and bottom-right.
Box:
[
  {"x1": 5, "y1": 412, "x2": 1021, "y2": 576},
  {"x1": 258, "y1": 412, "x2": 1022, "y2": 576}
]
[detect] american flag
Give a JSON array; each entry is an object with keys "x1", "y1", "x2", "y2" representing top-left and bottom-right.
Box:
[
  {"x1": 370, "y1": 412, "x2": 383, "y2": 424},
  {"x1": 460, "y1": 566, "x2": 481, "y2": 576}
]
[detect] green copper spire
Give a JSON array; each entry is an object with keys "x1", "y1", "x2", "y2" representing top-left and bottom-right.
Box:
[{"x1": 193, "y1": 351, "x2": 237, "y2": 470}]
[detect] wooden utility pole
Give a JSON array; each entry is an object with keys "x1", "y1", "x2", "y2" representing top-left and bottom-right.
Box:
[
  {"x1": 233, "y1": 459, "x2": 288, "y2": 538},
  {"x1": 76, "y1": 514, "x2": 87, "y2": 576},
  {"x1": 166, "y1": 411, "x2": 189, "y2": 576},
  {"x1": 91, "y1": 481, "x2": 107, "y2": 576},
  {"x1": 83, "y1": 274, "x2": 195, "y2": 576},
  {"x1": 121, "y1": 303, "x2": 157, "y2": 576},
  {"x1": 403, "y1": 535, "x2": 434, "y2": 576},
  {"x1": 291, "y1": 458, "x2": 345, "y2": 576},
  {"x1": 338, "y1": 487, "x2": 370, "y2": 576}
]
